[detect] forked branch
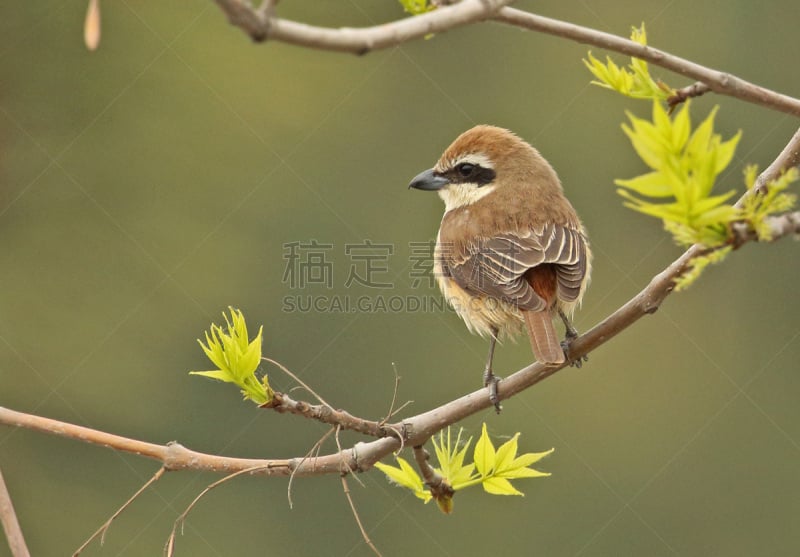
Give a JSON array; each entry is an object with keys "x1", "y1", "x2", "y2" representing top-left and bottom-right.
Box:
[{"x1": 211, "y1": 2, "x2": 800, "y2": 116}]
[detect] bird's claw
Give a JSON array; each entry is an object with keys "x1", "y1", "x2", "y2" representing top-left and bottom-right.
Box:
[
  {"x1": 483, "y1": 368, "x2": 503, "y2": 413},
  {"x1": 561, "y1": 337, "x2": 588, "y2": 368}
]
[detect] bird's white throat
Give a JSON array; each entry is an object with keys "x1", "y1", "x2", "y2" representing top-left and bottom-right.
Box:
[{"x1": 439, "y1": 183, "x2": 496, "y2": 211}]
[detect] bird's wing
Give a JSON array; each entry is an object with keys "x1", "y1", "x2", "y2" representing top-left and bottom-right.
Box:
[{"x1": 445, "y1": 223, "x2": 588, "y2": 311}]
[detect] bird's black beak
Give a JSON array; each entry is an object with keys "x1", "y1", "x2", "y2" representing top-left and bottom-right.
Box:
[{"x1": 408, "y1": 168, "x2": 449, "y2": 191}]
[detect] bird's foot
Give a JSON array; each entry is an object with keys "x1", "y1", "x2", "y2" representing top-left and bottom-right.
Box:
[
  {"x1": 483, "y1": 368, "x2": 503, "y2": 413},
  {"x1": 561, "y1": 333, "x2": 588, "y2": 369}
]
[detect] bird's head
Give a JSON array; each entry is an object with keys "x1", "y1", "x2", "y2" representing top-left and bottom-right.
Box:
[{"x1": 408, "y1": 125, "x2": 561, "y2": 212}]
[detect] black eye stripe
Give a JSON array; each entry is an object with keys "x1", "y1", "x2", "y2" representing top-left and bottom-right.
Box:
[{"x1": 445, "y1": 163, "x2": 496, "y2": 187}]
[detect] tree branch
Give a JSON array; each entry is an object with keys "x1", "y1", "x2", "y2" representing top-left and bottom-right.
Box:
[
  {"x1": 3, "y1": 207, "x2": 799, "y2": 479},
  {"x1": 667, "y1": 82, "x2": 712, "y2": 109},
  {"x1": 264, "y1": 391, "x2": 388, "y2": 438},
  {"x1": 413, "y1": 445, "x2": 453, "y2": 501},
  {"x1": 209, "y1": 2, "x2": 800, "y2": 117},
  {"x1": 492, "y1": 8, "x2": 800, "y2": 116},
  {"x1": 754, "y1": 126, "x2": 800, "y2": 194},
  {"x1": 0, "y1": 406, "x2": 360, "y2": 477},
  {"x1": 213, "y1": 0, "x2": 515, "y2": 53},
  {"x1": 0, "y1": 468, "x2": 30, "y2": 557}
]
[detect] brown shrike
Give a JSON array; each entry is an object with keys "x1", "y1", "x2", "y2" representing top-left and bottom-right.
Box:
[{"x1": 409, "y1": 125, "x2": 591, "y2": 409}]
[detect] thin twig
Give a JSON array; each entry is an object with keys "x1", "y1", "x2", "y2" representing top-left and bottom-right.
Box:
[
  {"x1": 340, "y1": 475, "x2": 382, "y2": 556},
  {"x1": 386, "y1": 401, "x2": 413, "y2": 422},
  {"x1": 256, "y1": 0, "x2": 277, "y2": 18},
  {"x1": 264, "y1": 357, "x2": 397, "y2": 436},
  {"x1": 380, "y1": 363, "x2": 402, "y2": 426},
  {"x1": 74, "y1": 467, "x2": 165, "y2": 556},
  {"x1": 335, "y1": 426, "x2": 364, "y2": 488},
  {"x1": 0, "y1": 468, "x2": 30, "y2": 557},
  {"x1": 335, "y1": 425, "x2": 382, "y2": 552},
  {"x1": 287, "y1": 427, "x2": 335, "y2": 509},
  {"x1": 667, "y1": 81, "x2": 711, "y2": 110},
  {"x1": 165, "y1": 464, "x2": 273, "y2": 556},
  {"x1": 263, "y1": 390, "x2": 386, "y2": 437},
  {"x1": 263, "y1": 357, "x2": 331, "y2": 407}
]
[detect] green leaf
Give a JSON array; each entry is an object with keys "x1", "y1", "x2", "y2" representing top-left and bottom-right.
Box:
[
  {"x1": 691, "y1": 189, "x2": 737, "y2": 212},
  {"x1": 715, "y1": 131, "x2": 741, "y2": 174},
  {"x1": 652, "y1": 99, "x2": 671, "y2": 136},
  {"x1": 374, "y1": 458, "x2": 431, "y2": 502},
  {"x1": 199, "y1": 332, "x2": 226, "y2": 371},
  {"x1": 671, "y1": 102, "x2": 691, "y2": 151},
  {"x1": 509, "y1": 448, "x2": 555, "y2": 471},
  {"x1": 188, "y1": 369, "x2": 235, "y2": 382},
  {"x1": 690, "y1": 193, "x2": 738, "y2": 224},
  {"x1": 616, "y1": 100, "x2": 743, "y2": 251},
  {"x1": 431, "y1": 427, "x2": 476, "y2": 490},
  {"x1": 617, "y1": 189, "x2": 688, "y2": 222},
  {"x1": 482, "y1": 477, "x2": 524, "y2": 496},
  {"x1": 615, "y1": 171, "x2": 674, "y2": 198},
  {"x1": 740, "y1": 166, "x2": 798, "y2": 241},
  {"x1": 377, "y1": 423, "x2": 554, "y2": 511},
  {"x1": 499, "y1": 466, "x2": 551, "y2": 480},
  {"x1": 496, "y1": 445, "x2": 553, "y2": 480},
  {"x1": 449, "y1": 462, "x2": 476, "y2": 488},
  {"x1": 189, "y1": 308, "x2": 271, "y2": 405},
  {"x1": 743, "y1": 164, "x2": 758, "y2": 189},
  {"x1": 474, "y1": 423, "x2": 496, "y2": 477},
  {"x1": 686, "y1": 106, "x2": 717, "y2": 160},
  {"x1": 239, "y1": 325, "x2": 263, "y2": 376},
  {"x1": 583, "y1": 24, "x2": 673, "y2": 101},
  {"x1": 493, "y1": 434, "x2": 519, "y2": 473},
  {"x1": 673, "y1": 247, "x2": 733, "y2": 291},
  {"x1": 622, "y1": 120, "x2": 664, "y2": 171}
]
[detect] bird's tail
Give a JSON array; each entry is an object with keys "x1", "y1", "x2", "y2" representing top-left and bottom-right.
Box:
[{"x1": 523, "y1": 310, "x2": 565, "y2": 365}]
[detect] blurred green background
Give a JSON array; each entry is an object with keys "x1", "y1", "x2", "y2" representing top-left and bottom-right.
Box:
[{"x1": 2, "y1": 1, "x2": 799, "y2": 555}]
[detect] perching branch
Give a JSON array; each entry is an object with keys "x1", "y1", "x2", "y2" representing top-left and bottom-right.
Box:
[
  {"x1": 3, "y1": 207, "x2": 799, "y2": 480},
  {"x1": 210, "y1": 2, "x2": 800, "y2": 117},
  {"x1": 4, "y1": 197, "x2": 800, "y2": 556}
]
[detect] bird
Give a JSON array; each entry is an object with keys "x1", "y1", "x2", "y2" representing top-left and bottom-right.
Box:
[{"x1": 408, "y1": 125, "x2": 591, "y2": 411}]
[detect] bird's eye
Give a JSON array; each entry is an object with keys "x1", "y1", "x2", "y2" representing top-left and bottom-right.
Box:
[{"x1": 456, "y1": 163, "x2": 475, "y2": 177}]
